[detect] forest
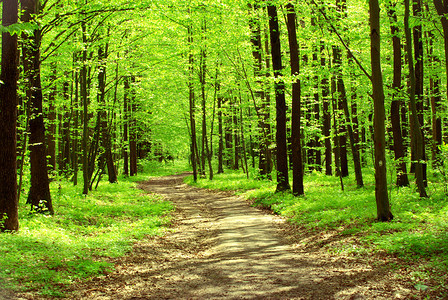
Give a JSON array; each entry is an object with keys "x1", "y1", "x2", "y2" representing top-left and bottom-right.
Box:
[{"x1": 0, "y1": 0, "x2": 447, "y2": 298}]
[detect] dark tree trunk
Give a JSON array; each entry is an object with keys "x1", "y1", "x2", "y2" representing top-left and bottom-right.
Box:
[
  {"x1": 233, "y1": 97, "x2": 240, "y2": 170},
  {"x1": 248, "y1": 2, "x2": 270, "y2": 178},
  {"x1": 188, "y1": 26, "x2": 198, "y2": 182},
  {"x1": 405, "y1": 0, "x2": 427, "y2": 197},
  {"x1": 333, "y1": 46, "x2": 349, "y2": 178},
  {"x1": 370, "y1": 0, "x2": 394, "y2": 220},
  {"x1": 433, "y1": 0, "x2": 448, "y2": 103},
  {"x1": 73, "y1": 66, "x2": 79, "y2": 186},
  {"x1": 123, "y1": 77, "x2": 130, "y2": 176},
  {"x1": 217, "y1": 94, "x2": 224, "y2": 174},
  {"x1": 129, "y1": 76, "x2": 138, "y2": 176},
  {"x1": 428, "y1": 31, "x2": 442, "y2": 166},
  {"x1": 321, "y1": 43, "x2": 332, "y2": 176},
  {"x1": 0, "y1": 0, "x2": 19, "y2": 231},
  {"x1": 97, "y1": 45, "x2": 117, "y2": 183},
  {"x1": 22, "y1": 0, "x2": 53, "y2": 214},
  {"x1": 412, "y1": 0, "x2": 427, "y2": 185},
  {"x1": 339, "y1": 76, "x2": 364, "y2": 187},
  {"x1": 81, "y1": 22, "x2": 89, "y2": 195},
  {"x1": 388, "y1": 4, "x2": 409, "y2": 187},
  {"x1": 286, "y1": 3, "x2": 304, "y2": 196},
  {"x1": 312, "y1": 44, "x2": 322, "y2": 172},
  {"x1": 268, "y1": 5, "x2": 290, "y2": 192}
]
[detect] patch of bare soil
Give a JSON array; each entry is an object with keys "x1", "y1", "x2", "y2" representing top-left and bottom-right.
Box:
[{"x1": 48, "y1": 174, "x2": 430, "y2": 299}]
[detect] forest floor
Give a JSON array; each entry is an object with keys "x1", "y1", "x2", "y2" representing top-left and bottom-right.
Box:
[{"x1": 48, "y1": 174, "x2": 424, "y2": 299}]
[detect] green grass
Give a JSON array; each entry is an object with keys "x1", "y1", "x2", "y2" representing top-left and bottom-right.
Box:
[
  {"x1": 190, "y1": 168, "x2": 448, "y2": 294},
  {"x1": 0, "y1": 159, "x2": 190, "y2": 297}
]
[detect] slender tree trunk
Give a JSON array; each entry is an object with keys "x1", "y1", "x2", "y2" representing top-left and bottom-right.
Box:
[
  {"x1": 188, "y1": 26, "x2": 198, "y2": 182},
  {"x1": 268, "y1": 5, "x2": 290, "y2": 192},
  {"x1": 433, "y1": 0, "x2": 448, "y2": 103},
  {"x1": 388, "y1": 5, "x2": 410, "y2": 187},
  {"x1": 97, "y1": 45, "x2": 117, "y2": 183},
  {"x1": 370, "y1": 0, "x2": 394, "y2": 220},
  {"x1": 286, "y1": 3, "x2": 304, "y2": 196},
  {"x1": 0, "y1": 0, "x2": 19, "y2": 231},
  {"x1": 22, "y1": 0, "x2": 53, "y2": 214},
  {"x1": 129, "y1": 76, "x2": 138, "y2": 176},
  {"x1": 321, "y1": 43, "x2": 332, "y2": 176},
  {"x1": 123, "y1": 77, "x2": 130, "y2": 176},
  {"x1": 333, "y1": 46, "x2": 349, "y2": 178},
  {"x1": 248, "y1": 3, "x2": 272, "y2": 178},
  {"x1": 73, "y1": 67, "x2": 79, "y2": 185},
  {"x1": 217, "y1": 92, "x2": 224, "y2": 174},
  {"x1": 405, "y1": 0, "x2": 427, "y2": 197},
  {"x1": 339, "y1": 77, "x2": 364, "y2": 187},
  {"x1": 81, "y1": 22, "x2": 89, "y2": 195},
  {"x1": 428, "y1": 31, "x2": 442, "y2": 166},
  {"x1": 412, "y1": 0, "x2": 427, "y2": 185}
]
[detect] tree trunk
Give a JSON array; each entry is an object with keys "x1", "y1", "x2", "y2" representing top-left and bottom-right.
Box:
[
  {"x1": 433, "y1": 0, "x2": 448, "y2": 103},
  {"x1": 388, "y1": 4, "x2": 409, "y2": 187},
  {"x1": 428, "y1": 31, "x2": 442, "y2": 166},
  {"x1": 22, "y1": 0, "x2": 53, "y2": 214},
  {"x1": 81, "y1": 21, "x2": 89, "y2": 195},
  {"x1": 248, "y1": 3, "x2": 271, "y2": 178},
  {"x1": 188, "y1": 26, "x2": 198, "y2": 182},
  {"x1": 97, "y1": 45, "x2": 117, "y2": 183},
  {"x1": 123, "y1": 77, "x2": 130, "y2": 176},
  {"x1": 0, "y1": 0, "x2": 19, "y2": 231},
  {"x1": 405, "y1": 0, "x2": 427, "y2": 197},
  {"x1": 286, "y1": 3, "x2": 304, "y2": 196},
  {"x1": 321, "y1": 43, "x2": 333, "y2": 176},
  {"x1": 333, "y1": 46, "x2": 349, "y2": 178},
  {"x1": 412, "y1": 0, "x2": 427, "y2": 185},
  {"x1": 129, "y1": 76, "x2": 138, "y2": 176},
  {"x1": 370, "y1": 0, "x2": 394, "y2": 220},
  {"x1": 73, "y1": 66, "x2": 79, "y2": 186},
  {"x1": 268, "y1": 5, "x2": 290, "y2": 192},
  {"x1": 217, "y1": 93, "x2": 224, "y2": 174}
]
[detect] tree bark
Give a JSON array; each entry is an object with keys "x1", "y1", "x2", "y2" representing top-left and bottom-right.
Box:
[
  {"x1": 22, "y1": 0, "x2": 53, "y2": 214},
  {"x1": 81, "y1": 21, "x2": 89, "y2": 195},
  {"x1": 97, "y1": 45, "x2": 117, "y2": 183},
  {"x1": 405, "y1": 0, "x2": 427, "y2": 197},
  {"x1": 433, "y1": 0, "x2": 448, "y2": 103},
  {"x1": 0, "y1": 0, "x2": 19, "y2": 231},
  {"x1": 268, "y1": 5, "x2": 290, "y2": 192},
  {"x1": 321, "y1": 43, "x2": 333, "y2": 176},
  {"x1": 370, "y1": 0, "x2": 394, "y2": 220},
  {"x1": 123, "y1": 77, "x2": 130, "y2": 176},
  {"x1": 129, "y1": 76, "x2": 138, "y2": 176},
  {"x1": 286, "y1": 3, "x2": 304, "y2": 196},
  {"x1": 188, "y1": 26, "x2": 198, "y2": 182},
  {"x1": 388, "y1": 5, "x2": 410, "y2": 187}
]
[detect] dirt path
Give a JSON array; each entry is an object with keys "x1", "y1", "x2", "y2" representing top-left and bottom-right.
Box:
[{"x1": 69, "y1": 173, "x2": 415, "y2": 299}]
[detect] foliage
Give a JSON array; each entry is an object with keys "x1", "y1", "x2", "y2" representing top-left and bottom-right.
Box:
[{"x1": 0, "y1": 161, "x2": 188, "y2": 297}]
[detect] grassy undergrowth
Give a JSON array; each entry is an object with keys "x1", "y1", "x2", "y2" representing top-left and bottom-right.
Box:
[
  {"x1": 188, "y1": 169, "x2": 448, "y2": 295},
  {"x1": 0, "y1": 160, "x2": 190, "y2": 297}
]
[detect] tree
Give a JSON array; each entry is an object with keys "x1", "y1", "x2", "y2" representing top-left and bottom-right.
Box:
[
  {"x1": 22, "y1": 0, "x2": 53, "y2": 214},
  {"x1": 404, "y1": 0, "x2": 428, "y2": 198},
  {"x1": 370, "y1": 0, "x2": 393, "y2": 221},
  {"x1": 285, "y1": 3, "x2": 304, "y2": 196},
  {"x1": 0, "y1": 0, "x2": 20, "y2": 231},
  {"x1": 388, "y1": 3, "x2": 409, "y2": 187},
  {"x1": 267, "y1": 5, "x2": 290, "y2": 192}
]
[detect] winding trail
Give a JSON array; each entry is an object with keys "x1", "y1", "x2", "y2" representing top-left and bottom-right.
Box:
[{"x1": 69, "y1": 173, "x2": 412, "y2": 299}]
